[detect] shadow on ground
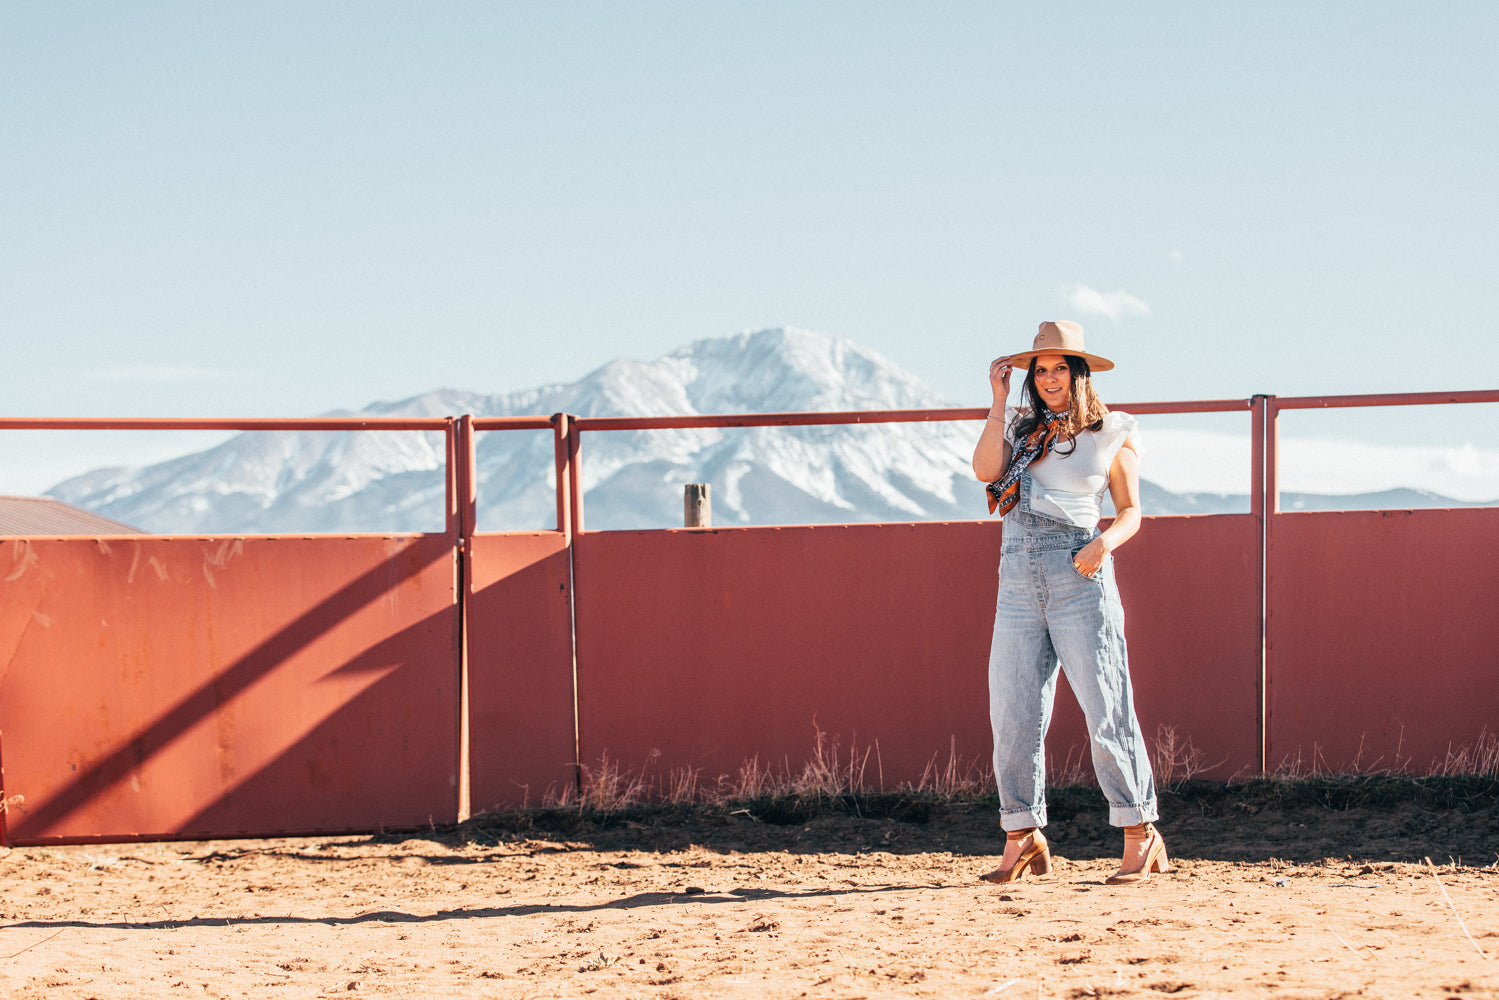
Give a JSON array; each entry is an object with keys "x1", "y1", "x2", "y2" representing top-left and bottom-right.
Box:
[{"x1": 357, "y1": 776, "x2": 1499, "y2": 867}]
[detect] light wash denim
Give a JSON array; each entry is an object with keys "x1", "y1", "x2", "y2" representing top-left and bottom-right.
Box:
[{"x1": 988, "y1": 476, "x2": 1158, "y2": 831}]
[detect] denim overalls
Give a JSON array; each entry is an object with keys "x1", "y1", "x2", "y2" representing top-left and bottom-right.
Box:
[{"x1": 988, "y1": 472, "x2": 1158, "y2": 831}]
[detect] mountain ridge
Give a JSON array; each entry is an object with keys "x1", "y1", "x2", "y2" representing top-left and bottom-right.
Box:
[
  {"x1": 46, "y1": 327, "x2": 1488, "y2": 533},
  {"x1": 47, "y1": 328, "x2": 980, "y2": 533}
]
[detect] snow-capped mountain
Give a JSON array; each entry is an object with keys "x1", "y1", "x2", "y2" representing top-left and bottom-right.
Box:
[
  {"x1": 44, "y1": 326, "x2": 1488, "y2": 533},
  {"x1": 47, "y1": 328, "x2": 989, "y2": 534}
]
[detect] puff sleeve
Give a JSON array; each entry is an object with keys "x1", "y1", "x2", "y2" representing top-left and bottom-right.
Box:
[{"x1": 1095, "y1": 411, "x2": 1139, "y2": 467}]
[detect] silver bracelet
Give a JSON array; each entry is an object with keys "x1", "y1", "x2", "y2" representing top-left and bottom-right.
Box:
[{"x1": 986, "y1": 414, "x2": 1004, "y2": 422}]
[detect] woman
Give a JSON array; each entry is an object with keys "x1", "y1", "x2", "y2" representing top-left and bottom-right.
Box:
[{"x1": 971, "y1": 320, "x2": 1167, "y2": 886}]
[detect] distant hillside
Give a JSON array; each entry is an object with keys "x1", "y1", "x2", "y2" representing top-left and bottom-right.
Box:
[{"x1": 1131, "y1": 483, "x2": 1489, "y2": 517}]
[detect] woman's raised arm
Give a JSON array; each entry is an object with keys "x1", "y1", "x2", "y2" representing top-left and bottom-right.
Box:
[{"x1": 972, "y1": 358, "x2": 1014, "y2": 482}]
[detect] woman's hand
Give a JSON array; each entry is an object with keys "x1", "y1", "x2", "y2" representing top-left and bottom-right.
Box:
[
  {"x1": 1073, "y1": 537, "x2": 1108, "y2": 578},
  {"x1": 989, "y1": 357, "x2": 1014, "y2": 402}
]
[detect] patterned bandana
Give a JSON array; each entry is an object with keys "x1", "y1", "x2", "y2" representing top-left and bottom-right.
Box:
[{"x1": 986, "y1": 409, "x2": 1066, "y2": 517}]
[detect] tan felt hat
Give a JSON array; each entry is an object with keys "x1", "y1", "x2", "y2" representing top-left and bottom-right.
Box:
[{"x1": 1003, "y1": 320, "x2": 1114, "y2": 373}]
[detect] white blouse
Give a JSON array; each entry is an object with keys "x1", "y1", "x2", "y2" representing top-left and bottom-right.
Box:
[{"x1": 1004, "y1": 408, "x2": 1139, "y2": 530}]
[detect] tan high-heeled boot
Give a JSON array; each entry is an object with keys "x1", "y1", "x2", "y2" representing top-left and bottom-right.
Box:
[
  {"x1": 980, "y1": 827, "x2": 1052, "y2": 884},
  {"x1": 1106, "y1": 822, "x2": 1169, "y2": 885}
]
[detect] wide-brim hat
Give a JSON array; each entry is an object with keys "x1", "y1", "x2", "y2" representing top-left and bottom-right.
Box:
[{"x1": 1003, "y1": 320, "x2": 1114, "y2": 373}]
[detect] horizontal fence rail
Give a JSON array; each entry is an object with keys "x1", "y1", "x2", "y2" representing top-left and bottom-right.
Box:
[
  {"x1": 563, "y1": 398, "x2": 1260, "y2": 534},
  {"x1": 2, "y1": 389, "x2": 1496, "y2": 844},
  {"x1": 1270, "y1": 389, "x2": 1499, "y2": 409},
  {"x1": 0, "y1": 417, "x2": 455, "y2": 431},
  {"x1": 571, "y1": 397, "x2": 1257, "y2": 431},
  {"x1": 0, "y1": 416, "x2": 467, "y2": 539}
]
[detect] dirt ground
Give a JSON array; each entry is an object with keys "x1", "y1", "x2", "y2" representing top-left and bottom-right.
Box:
[{"x1": 3, "y1": 781, "x2": 1498, "y2": 999}]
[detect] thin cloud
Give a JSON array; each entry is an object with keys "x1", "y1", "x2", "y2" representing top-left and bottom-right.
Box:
[
  {"x1": 86, "y1": 365, "x2": 245, "y2": 383},
  {"x1": 1066, "y1": 285, "x2": 1150, "y2": 320}
]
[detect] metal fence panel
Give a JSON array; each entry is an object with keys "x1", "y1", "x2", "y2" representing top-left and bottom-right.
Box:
[{"x1": 0, "y1": 535, "x2": 459, "y2": 843}]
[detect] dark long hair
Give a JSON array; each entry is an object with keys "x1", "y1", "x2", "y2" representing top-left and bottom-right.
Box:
[{"x1": 1012, "y1": 354, "x2": 1109, "y2": 453}]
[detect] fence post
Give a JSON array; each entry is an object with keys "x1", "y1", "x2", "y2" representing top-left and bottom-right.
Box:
[
  {"x1": 558, "y1": 414, "x2": 584, "y2": 796},
  {"x1": 1250, "y1": 395, "x2": 1277, "y2": 775},
  {"x1": 454, "y1": 415, "x2": 476, "y2": 822},
  {"x1": 1262, "y1": 396, "x2": 1282, "y2": 775},
  {"x1": 684, "y1": 484, "x2": 711, "y2": 528},
  {"x1": 567, "y1": 417, "x2": 584, "y2": 536},
  {"x1": 552, "y1": 413, "x2": 573, "y2": 541},
  {"x1": 1250, "y1": 396, "x2": 1266, "y2": 775}
]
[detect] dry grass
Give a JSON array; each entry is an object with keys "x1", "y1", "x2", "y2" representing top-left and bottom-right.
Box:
[
  {"x1": 1048, "y1": 742, "x2": 1096, "y2": 789},
  {"x1": 542, "y1": 751, "x2": 647, "y2": 811},
  {"x1": 538, "y1": 730, "x2": 901, "y2": 812},
  {"x1": 1266, "y1": 730, "x2": 1499, "y2": 782},
  {"x1": 787, "y1": 728, "x2": 874, "y2": 800},
  {"x1": 1150, "y1": 724, "x2": 1226, "y2": 789},
  {"x1": 663, "y1": 765, "x2": 702, "y2": 805},
  {"x1": 905, "y1": 736, "x2": 991, "y2": 797},
  {"x1": 546, "y1": 730, "x2": 886, "y2": 812},
  {"x1": 535, "y1": 726, "x2": 1199, "y2": 811},
  {"x1": 1266, "y1": 733, "x2": 1406, "y2": 778},
  {"x1": 727, "y1": 753, "x2": 778, "y2": 800},
  {"x1": 531, "y1": 726, "x2": 1499, "y2": 816},
  {"x1": 1429, "y1": 730, "x2": 1499, "y2": 779}
]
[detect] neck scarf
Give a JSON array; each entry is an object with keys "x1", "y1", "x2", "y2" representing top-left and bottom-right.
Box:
[{"x1": 986, "y1": 409, "x2": 1066, "y2": 516}]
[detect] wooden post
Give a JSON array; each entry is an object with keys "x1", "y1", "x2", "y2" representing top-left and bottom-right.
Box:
[{"x1": 684, "y1": 483, "x2": 711, "y2": 528}]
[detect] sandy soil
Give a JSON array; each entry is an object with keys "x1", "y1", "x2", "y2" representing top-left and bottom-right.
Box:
[{"x1": 4, "y1": 785, "x2": 1498, "y2": 999}]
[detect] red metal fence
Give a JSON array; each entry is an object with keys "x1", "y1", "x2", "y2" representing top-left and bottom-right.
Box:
[
  {"x1": 2, "y1": 391, "x2": 1496, "y2": 845},
  {"x1": 1261, "y1": 392, "x2": 1499, "y2": 774}
]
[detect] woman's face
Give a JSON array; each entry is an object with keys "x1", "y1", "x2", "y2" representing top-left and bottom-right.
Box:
[{"x1": 1031, "y1": 354, "x2": 1073, "y2": 412}]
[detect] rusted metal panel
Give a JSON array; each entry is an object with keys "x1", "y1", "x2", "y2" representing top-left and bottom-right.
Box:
[
  {"x1": 1266, "y1": 508, "x2": 1499, "y2": 774},
  {"x1": 0, "y1": 535, "x2": 459, "y2": 844},
  {"x1": 573, "y1": 522, "x2": 1004, "y2": 792},
  {"x1": 466, "y1": 531, "x2": 577, "y2": 811},
  {"x1": 571, "y1": 516, "x2": 1262, "y2": 797}
]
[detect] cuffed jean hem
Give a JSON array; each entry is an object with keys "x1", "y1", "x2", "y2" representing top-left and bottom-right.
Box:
[
  {"x1": 1107, "y1": 800, "x2": 1159, "y2": 828},
  {"x1": 1000, "y1": 805, "x2": 1048, "y2": 831}
]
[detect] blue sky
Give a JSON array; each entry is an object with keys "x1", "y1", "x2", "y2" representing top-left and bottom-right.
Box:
[{"x1": 3, "y1": 3, "x2": 1497, "y2": 495}]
